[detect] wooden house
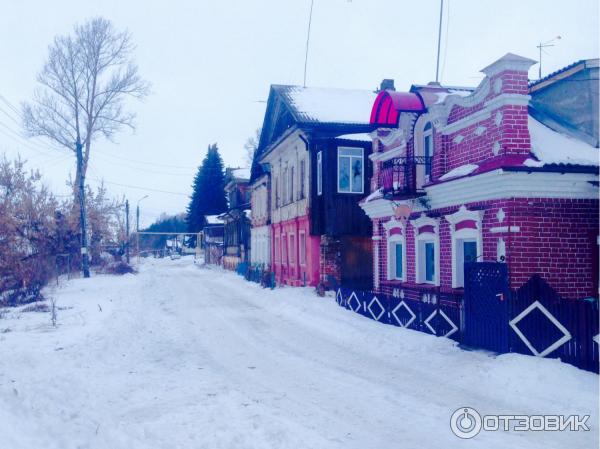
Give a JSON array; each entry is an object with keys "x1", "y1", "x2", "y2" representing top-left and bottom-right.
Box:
[
  {"x1": 255, "y1": 84, "x2": 380, "y2": 287},
  {"x1": 220, "y1": 168, "x2": 251, "y2": 270}
]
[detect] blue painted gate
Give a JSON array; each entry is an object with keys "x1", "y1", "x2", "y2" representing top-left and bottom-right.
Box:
[{"x1": 463, "y1": 262, "x2": 510, "y2": 353}]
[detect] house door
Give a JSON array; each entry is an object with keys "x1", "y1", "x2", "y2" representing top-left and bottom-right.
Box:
[
  {"x1": 463, "y1": 262, "x2": 510, "y2": 353},
  {"x1": 340, "y1": 236, "x2": 373, "y2": 290}
]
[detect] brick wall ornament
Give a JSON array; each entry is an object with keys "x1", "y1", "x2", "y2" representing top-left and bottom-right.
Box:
[
  {"x1": 474, "y1": 126, "x2": 486, "y2": 136},
  {"x1": 453, "y1": 134, "x2": 465, "y2": 144},
  {"x1": 494, "y1": 111, "x2": 503, "y2": 127},
  {"x1": 492, "y1": 141, "x2": 501, "y2": 156}
]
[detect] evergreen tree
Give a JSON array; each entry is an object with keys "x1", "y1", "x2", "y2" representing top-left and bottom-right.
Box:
[{"x1": 186, "y1": 144, "x2": 227, "y2": 232}]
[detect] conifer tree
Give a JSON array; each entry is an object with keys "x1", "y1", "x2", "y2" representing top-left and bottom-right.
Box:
[{"x1": 186, "y1": 144, "x2": 227, "y2": 232}]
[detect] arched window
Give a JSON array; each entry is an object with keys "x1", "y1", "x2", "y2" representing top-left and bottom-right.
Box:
[
  {"x1": 414, "y1": 115, "x2": 435, "y2": 189},
  {"x1": 423, "y1": 122, "x2": 433, "y2": 177}
]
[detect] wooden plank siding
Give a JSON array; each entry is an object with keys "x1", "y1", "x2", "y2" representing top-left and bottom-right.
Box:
[{"x1": 309, "y1": 138, "x2": 373, "y2": 238}]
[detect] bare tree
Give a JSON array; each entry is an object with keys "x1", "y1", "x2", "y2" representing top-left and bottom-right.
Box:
[
  {"x1": 243, "y1": 128, "x2": 261, "y2": 166},
  {"x1": 22, "y1": 17, "x2": 150, "y2": 277}
]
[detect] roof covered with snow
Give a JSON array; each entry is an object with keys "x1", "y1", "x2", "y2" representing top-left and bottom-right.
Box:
[
  {"x1": 275, "y1": 85, "x2": 377, "y2": 125},
  {"x1": 526, "y1": 116, "x2": 598, "y2": 167},
  {"x1": 230, "y1": 167, "x2": 251, "y2": 180},
  {"x1": 205, "y1": 215, "x2": 223, "y2": 225}
]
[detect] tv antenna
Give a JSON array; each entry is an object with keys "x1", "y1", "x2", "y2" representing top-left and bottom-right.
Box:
[{"x1": 537, "y1": 36, "x2": 561, "y2": 79}]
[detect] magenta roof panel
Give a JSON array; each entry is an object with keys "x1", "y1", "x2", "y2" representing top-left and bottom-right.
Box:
[{"x1": 370, "y1": 91, "x2": 425, "y2": 126}]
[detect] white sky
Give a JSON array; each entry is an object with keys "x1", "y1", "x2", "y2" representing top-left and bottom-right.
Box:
[{"x1": 0, "y1": 0, "x2": 598, "y2": 226}]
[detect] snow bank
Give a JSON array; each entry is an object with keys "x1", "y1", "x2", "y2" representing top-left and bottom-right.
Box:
[
  {"x1": 528, "y1": 116, "x2": 599, "y2": 166},
  {"x1": 0, "y1": 257, "x2": 596, "y2": 449}
]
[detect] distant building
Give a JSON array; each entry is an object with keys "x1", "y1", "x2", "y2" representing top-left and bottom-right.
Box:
[
  {"x1": 202, "y1": 215, "x2": 224, "y2": 265},
  {"x1": 220, "y1": 168, "x2": 251, "y2": 270},
  {"x1": 250, "y1": 171, "x2": 271, "y2": 267}
]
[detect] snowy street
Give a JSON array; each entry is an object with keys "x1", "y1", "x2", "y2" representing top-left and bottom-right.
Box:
[{"x1": 0, "y1": 257, "x2": 597, "y2": 449}]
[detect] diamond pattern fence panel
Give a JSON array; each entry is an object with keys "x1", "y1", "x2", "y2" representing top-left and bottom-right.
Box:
[
  {"x1": 336, "y1": 287, "x2": 462, "y2": 342},
  {"x1": 510, "y1": 275, "x2": 599, "y2": 373}
]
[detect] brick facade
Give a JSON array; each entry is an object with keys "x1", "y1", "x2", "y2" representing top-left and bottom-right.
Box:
[{"x1": 362, "y1": 53, "x2": 599, "y2": 301}]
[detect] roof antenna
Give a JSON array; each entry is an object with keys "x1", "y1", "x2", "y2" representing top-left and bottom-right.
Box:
[
  {"x1": 435, "y1": 0, "x2": 444, "y2": 83},
  {"x1": 303, "y1": 0, "x2": 315, "y2": 88},
  {"x1": 537, "y1": 36, "x2": 561, "y2": 80}
]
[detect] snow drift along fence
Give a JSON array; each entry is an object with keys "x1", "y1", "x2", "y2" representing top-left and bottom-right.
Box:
[{"x1": 335, "y1": 287, "x2": 462, "y2": 342}]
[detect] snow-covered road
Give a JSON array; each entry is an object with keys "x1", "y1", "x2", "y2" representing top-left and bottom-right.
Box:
[{"x1": 0, "y1": 257, "x2": 597, "y2": 449}]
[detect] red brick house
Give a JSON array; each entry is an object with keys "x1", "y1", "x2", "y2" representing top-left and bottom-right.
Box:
[{"x1": 360, "y1": 53, "x2": 599, "y2": 301}]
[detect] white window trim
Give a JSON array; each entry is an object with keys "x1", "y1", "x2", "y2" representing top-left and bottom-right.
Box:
[
  {"x1": 413, "y1": 114, "x2": 434, "y2": 188},
  {"x1": 337, "y1": 146, "x2": 364, "y2": 194},
  {"x1": 445, "y1": 205, "x2": 484, "y2": 288},
  {"x1": 317, "y1": 151, "x2": 323, "y2": 196},
  {"x1": 387, "y1": 235, "x2": 407, "y2": 282},
  {"x1": 299, "y1": 231, "x2": 306, "y2": 266},
  {"x1": 384, "y1": 218, "x2": 407, "y2": 281},
  {"x1": 411, "y1": 213, "x2": 440, "y2": 286},
  {"x1": 289, "y1": 233, "x2": 295, "y2": 266}
]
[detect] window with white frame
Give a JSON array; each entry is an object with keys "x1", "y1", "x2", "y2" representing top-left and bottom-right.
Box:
[
  {"x1": 299, "y1": 159, "x2": 306, "y2": 199},
  {"x1": 445, "y1": 205, "x2": 484, "y2": 288},
  {"x1": 387, "y1": 235, "x2": 406, "y2": 281},
  {"x1": 299, "y1": 231, "x2": 306, "y2": 265},
  {"x1": 289, "y1": 166, "x2": 294, "y2": 203},
  {"x1": 414, "y1": 115, "x2": 435, "y2": 189},
  {"x1": 274, "y1": 235, "x2": 280, "y2": 263},
  {"x1": 423, "y1": 122, "x2": 433, "y2": 177},
  {"x1": 412, "y1": 213, "x2": 440, "y2": 285},
  {"x1": 281, "y1": 233, "x2": 287, "y2": 265},
  {"x1": 337, "y1": 147, "x2": 364, "y2": 193},
  {"x1": 317, "y1": 151, "x2": 323, "y2": 196},
  {"x1": 289, "y1": 234, "x2": 295, "y2": 265}
]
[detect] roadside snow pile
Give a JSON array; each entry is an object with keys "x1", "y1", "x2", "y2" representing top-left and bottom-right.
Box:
[
  {"x1": 0, "y1": 257, "x2": 597, "y2": 449},
  {"x1": 527, "y1": 116, "x2": 599, "y2": 166}
]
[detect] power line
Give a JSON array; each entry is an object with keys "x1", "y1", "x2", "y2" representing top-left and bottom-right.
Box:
[
  {"x1": 95, "y1": 149, "x2": 196, "y2": 170},
  {"x1": 93, "y1": 152, "x2": 195, "y2": 176},
  {"x1": 89, "y1": 177, "x2": 190, "y2": 196}
]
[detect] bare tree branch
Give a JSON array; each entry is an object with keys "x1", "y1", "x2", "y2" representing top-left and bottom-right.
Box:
[{"x1": 22, "y1": 16, "x2": 150, "y2": 174}]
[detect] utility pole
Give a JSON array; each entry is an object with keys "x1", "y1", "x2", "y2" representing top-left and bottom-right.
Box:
[
  {"x1": 303, "y1": 0, "x2": 315, "y2": 87},
  {"x1": 125, "y1": 199, "x2": 130, "y2": 264},
  {"x1": 136, "y1": 195, "x2": 148, "y2": 261},
  {"x1": 75, "y1": 140, "x2": 90, "y2": 278},
  {"x1": 435, "y1": 0, "x2": 444, "y2": 83}
]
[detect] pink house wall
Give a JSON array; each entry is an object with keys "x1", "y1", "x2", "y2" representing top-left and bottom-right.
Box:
[{"x1": 271, "y1": 215, "x2": 320, "y2": 287}]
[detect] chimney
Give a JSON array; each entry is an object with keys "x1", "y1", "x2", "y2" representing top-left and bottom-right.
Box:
[{"x1": 380, "y1": 79, "x2": 395, "y2": 91}]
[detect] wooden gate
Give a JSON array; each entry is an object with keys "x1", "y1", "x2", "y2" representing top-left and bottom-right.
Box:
[
  {"x1": 463, "y1": 262, "x2": 510, "y2": 353},
  {"x1": 340, "y1": 236, "x2": 373, "y2": 290}
]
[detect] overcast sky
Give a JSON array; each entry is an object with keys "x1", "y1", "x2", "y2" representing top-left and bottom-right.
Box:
[{"x1": 0, "y1": 0, "x2": 598, "y2": 226}]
